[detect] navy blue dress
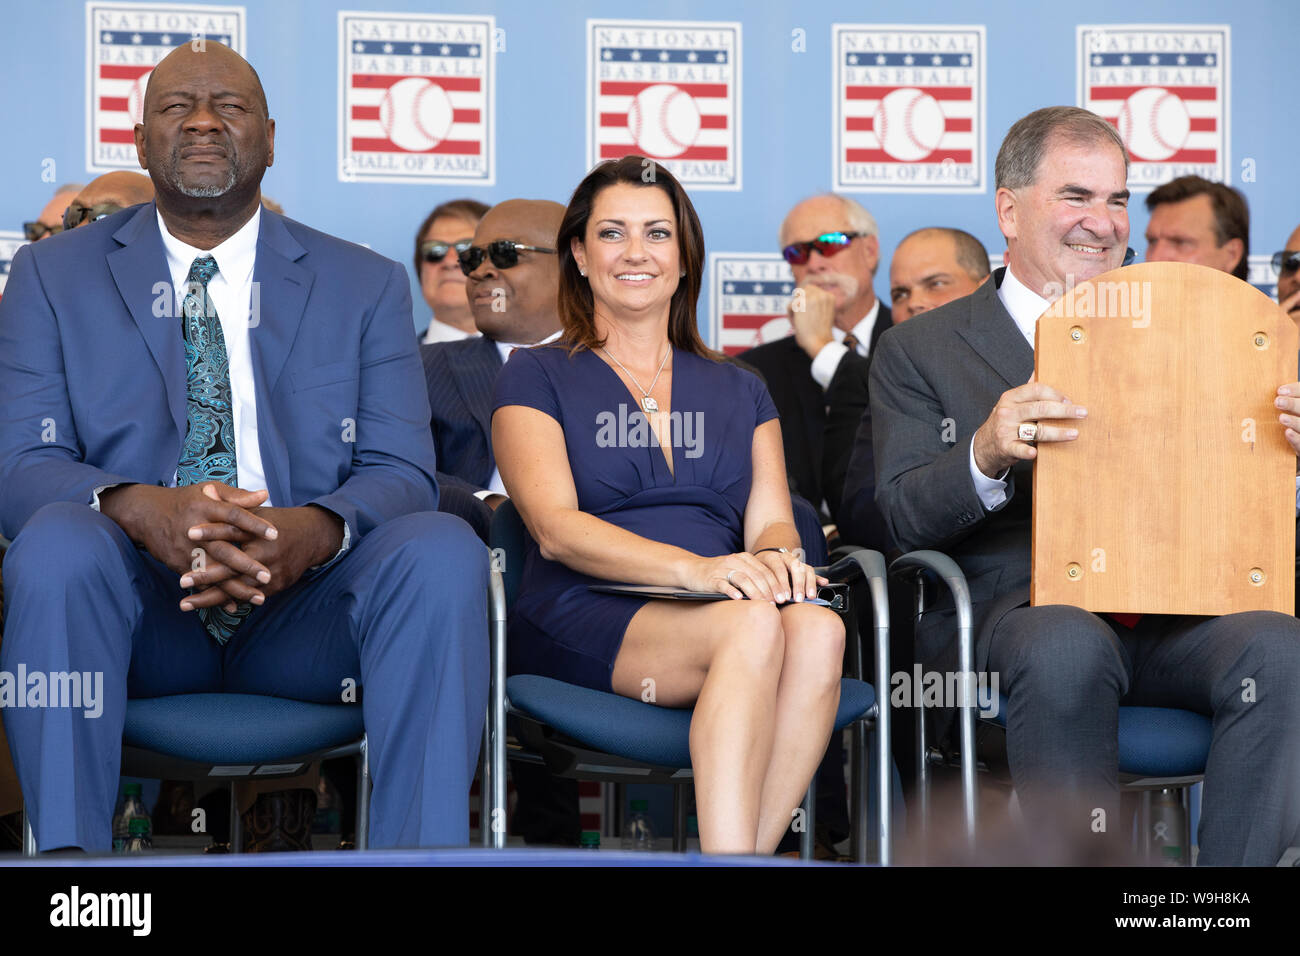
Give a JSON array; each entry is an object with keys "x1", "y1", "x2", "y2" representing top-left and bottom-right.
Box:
[{"x1": 493, "y1": 342, "x2": 779, "y2": 692}]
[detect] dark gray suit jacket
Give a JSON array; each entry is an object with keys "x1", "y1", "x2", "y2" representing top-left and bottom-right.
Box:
[{"x1": 869, "y1": 269, "x2": 1033, "y2": 672}]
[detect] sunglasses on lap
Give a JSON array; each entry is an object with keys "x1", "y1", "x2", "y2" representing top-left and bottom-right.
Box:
[
  {"x1": 458, "y1": 240, "x2": 556, "y2": 276},
  {"x1": 62, "y1": 201, "x2": 123, "y2": 232}
]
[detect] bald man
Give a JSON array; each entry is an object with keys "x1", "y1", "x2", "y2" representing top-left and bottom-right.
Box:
[
  {"x1": 888, "y1": 227, "x2": 991, "y2": 321},
  {"x1": 63, "y1": 171, "x2": 155, "y2": 230},
  {"x1": 421, "y1": 199, "x2": 564, "y2": 542},
  {"x1": 0, "y1": 41, "x2": 487, "y2": 853},
  {"x1": 23, "y1": 184, "x2": 82, "y2": 242}
]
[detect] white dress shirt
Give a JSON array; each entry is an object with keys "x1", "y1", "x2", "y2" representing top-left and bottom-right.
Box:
[
  {"x1": 157, "y1": 206, "x2": 270, "y2": 502},
  {"x1": 474, "y1": 329, "x2": 563, "y2": 499},
  {"x1": 809, "y1": 299, "x2": 881, "y2": 389},
  {"x1": 421, "y1": 317, "x2": 477, "y2": 344}
]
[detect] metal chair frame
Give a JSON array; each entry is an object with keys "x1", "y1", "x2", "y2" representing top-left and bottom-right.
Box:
[
  {"x1": 481, "y1": 519, "x2": 894, "y2": 864},
  {"x1": 891, "y1": 549, "x2": 1206, "y2": 864}
]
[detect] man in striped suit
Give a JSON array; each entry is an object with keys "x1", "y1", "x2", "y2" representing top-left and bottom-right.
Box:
[
  {"x1": 421, "y1": 198, "x2": 575, "y2": 844},
  {"x1": 421, "y1": 199, "x2": 565, "y2": 543}
]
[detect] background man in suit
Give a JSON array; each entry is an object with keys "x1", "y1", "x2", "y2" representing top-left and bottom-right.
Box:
[
  {"x1": 422, "y1": 199, "x2": 564, "y2": 543},
  {"x1": 416, "y1": 198, "x2": 489, "y2": 345},
  {"x1": 840, "y1": 226, "x2": 990, "y2": 552},
  {"x1": 869, "y1": 106, "x2": 1300, "y2": 864},
  {"x1": 0, "y1": 41, "x2": 487, "y2": 852},
  {"x1": 1275, "y1": 223, "x2": 1300, "y2": 321},
  {"x1": 740, "y1": 194, "x2": 891, "y2": 530},
  {"x1": 423, "y1": 198, "x2": 577, "y2": 845},
  {"x1": 1144, "y1": 175, "x2": 1249, "y2": 280},
  {"x1": 62, "y1": 171, "x2": 156, "y2": 230}
]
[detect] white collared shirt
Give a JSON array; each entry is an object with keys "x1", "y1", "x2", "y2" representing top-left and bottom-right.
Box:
[
  {"x1": 156, "y1": 206, "x2": 270, "y2": 503},
  {"x1": 422, "y1": 317, "x2": 477, "y2": 345},
  {"x1": 475, "y1": 329, "x2": 564, "y2": 499},
  {"x1": 809, "y1": 299, "x2": 881, "y2": 390}
]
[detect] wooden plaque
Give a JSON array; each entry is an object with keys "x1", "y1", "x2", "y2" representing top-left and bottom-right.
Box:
[{"x1": 1031, "y1": 261, "x2": 1297, "y2": 615}]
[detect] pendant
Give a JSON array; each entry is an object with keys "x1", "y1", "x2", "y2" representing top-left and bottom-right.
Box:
[{"x1": 641, "y1": 396, "x2": 659, "y2": 413}]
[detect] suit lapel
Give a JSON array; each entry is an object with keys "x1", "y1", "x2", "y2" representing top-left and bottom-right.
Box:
[
  {"x1": 955, "y1": 269, "x2": 1034, "y2": 389},
  {"x1": 449, "y1": 336, "x2": 501, "y2": 476},
  {"x1": 107, "y1": 204, "x2": 189, "y2": 444},
  {"x1": 248, "y1": 211, "x2": 313, "y2": 507}
]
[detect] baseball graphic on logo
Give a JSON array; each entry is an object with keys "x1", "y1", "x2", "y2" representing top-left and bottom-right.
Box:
[
  {"x1": 757, "y1": 316, "x2": 794, "y2": 345},
  {"x1": 874, "y1": 88, "x2": 945, "y2": 162},
  {"x1": 1117, "y1": 87, "x2": 1190, "y2": 161},
  {"x1": 627, "y1": 84, "x2": 701, "y2": 158},
  {"x1": 127, "y1": 73, "x2": 150, "y2": 125},
  {"x1": 379, "y1": 77, "x2": 454, "y2": 152}
]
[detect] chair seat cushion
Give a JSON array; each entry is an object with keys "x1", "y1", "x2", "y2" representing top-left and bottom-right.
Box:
[
  {"x1": 124, "y1": 694, "x2": 364, "y2": 764},
  {"x1": 985, "y1": 694, "x2": 1210, "y2": 777},
  {"x1": 507, "y1": 676, "x2": 875, "y2": 769}
]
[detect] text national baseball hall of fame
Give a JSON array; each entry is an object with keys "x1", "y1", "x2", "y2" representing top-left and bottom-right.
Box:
[
  {"x1": 587, "y1": 19, "x2": 742, "y2": 190},
  {"x1": 339, "y1": 11, "x2": 496, "y2": 185},
  {"x1": 833, "y1": 24, "x2": 986, "y2": 194},
  {"x1": 1078, "y1": 24, "x2": 1230, "y2": 189},
  {"x1": 86, "y1": 2, "x2": 247, "y2": 173}
]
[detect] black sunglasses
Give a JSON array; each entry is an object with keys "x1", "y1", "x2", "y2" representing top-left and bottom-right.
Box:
[
  {"x1": 22, "y1": 221, "x2": 64, "y2": 242},
  {"x1": 62, "y1": 201, "x2": 123, "y2": 232},
  {"x1": 458, "y1": 240, "x2": 556, "y2": 276},
  {"x1": 1273, "y1": 250, "x2": 1300, "y2": 275},
  {"x1": 781, "y1": 231, "x2": 864, "y2": 266},
  {"x1": 420, "y1": 238, "x2": 474, "y2": 264}
]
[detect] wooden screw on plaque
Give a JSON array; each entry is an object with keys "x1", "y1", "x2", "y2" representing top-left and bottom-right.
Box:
[{"x1": 1032, "y1": 261, "x2": 1297, "y2": 615}]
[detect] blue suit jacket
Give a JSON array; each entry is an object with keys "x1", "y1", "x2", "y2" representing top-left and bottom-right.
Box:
[
  {"x1": 0, "y1": 202, "x2": 439, "y2": 542},
  {"x1": 420, "y1": 333, "x2": 502, "y2": 498}
]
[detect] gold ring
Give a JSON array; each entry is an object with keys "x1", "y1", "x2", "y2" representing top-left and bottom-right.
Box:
[{"x1": 1018, "y1": 422, "x2": 1039, "y2": 443}]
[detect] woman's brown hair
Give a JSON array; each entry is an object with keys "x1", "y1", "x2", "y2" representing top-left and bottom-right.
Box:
[{"x1": 556, "y1": 156, "x2": 715, "y2": 358}]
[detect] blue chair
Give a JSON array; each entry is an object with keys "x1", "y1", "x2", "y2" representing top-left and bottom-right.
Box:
[
  {"x1": 482, "y1": 499, "x2": 893, "y2": 862},
  {"x1": 890, "y1": 550, "x2": 1212, "y2": 863},
  {"x1": 23, "y1": 694, "x2": 368, "y2": 855}
]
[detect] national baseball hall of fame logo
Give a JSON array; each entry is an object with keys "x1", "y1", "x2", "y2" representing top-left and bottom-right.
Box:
[
  {"x1": 833, "y1": 25, "x2": 985, "y2": 193},
  {"x1": 588, "y1": 19, "x2": 741, "y2": 190},
  {"x1": 1078, "y1": 25, "x2": 1229, "y2": 189},
  {"x1": 339, "y1": 12, "x2": 495, "y2": 185},
  {"x1": 709, "y1": 254, "x2": 795, "y2": 355},
  {"x1": 86, "y1": 3, "x2": 246, "y2": 173}
]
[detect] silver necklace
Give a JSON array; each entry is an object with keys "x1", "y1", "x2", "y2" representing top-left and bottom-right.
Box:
[{"x1": 602, "y1": 344, "x2": 671, "y2": 413}]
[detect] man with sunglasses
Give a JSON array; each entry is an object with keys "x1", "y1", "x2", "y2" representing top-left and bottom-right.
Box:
[
  {"x1": 414, "y1": 198, "x2": 488, "y2": 345},
  {"x1": 62, "y1": 171, "x2": 156, "y2": 232},
  {"x1": 1274, "y1": 227, "x2": 1300, "y2": 322},
  {"x1": 420, "y1": 200, "x2": 563, "y2": 542},
  {"x1": 22, "y1": 184, "x2": 82, "y2": 242},
  {"x1": 739, "y1": 194, "x2": 892, "y2": 532}
]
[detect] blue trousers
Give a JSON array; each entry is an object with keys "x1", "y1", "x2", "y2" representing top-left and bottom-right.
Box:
[{"x1": 0, "y1": 502, "x2": 488, "y2": 852}]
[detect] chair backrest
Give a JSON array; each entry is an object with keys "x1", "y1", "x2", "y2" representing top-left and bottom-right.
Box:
[{"x1": 489, "y1": 498, "x2": 527, "y2": 610}]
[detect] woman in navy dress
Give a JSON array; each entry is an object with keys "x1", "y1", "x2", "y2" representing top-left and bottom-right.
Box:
[{"x1": 493, "y1": 157, "x2": 845, "y2": 855}]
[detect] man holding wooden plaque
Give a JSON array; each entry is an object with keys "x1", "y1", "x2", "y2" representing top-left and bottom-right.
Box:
[{"x1": 867, "y1": 106, "x2": 1300, "y2": 865}]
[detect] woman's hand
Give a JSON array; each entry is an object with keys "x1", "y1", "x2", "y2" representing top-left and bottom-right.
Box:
[
  {"x1": 685, "y1": 551, "x2": 826, "y2": 603},
  {"x1": 755, "y1": 549, "x2": 828, "y2": 603}
]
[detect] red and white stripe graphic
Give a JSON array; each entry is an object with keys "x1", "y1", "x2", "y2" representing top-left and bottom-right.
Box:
[
  {"x1": 595, "y1": 81, "x2": 730, "y2": 162},
  {"x1": 348, "y1": 74, "x2": 484, "y2": 156},
  {"x1": 841, "y1": 85, "x2": 975, "y2": 164}
]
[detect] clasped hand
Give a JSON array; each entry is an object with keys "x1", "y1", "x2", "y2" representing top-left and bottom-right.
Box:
[
  {"x1": 101, "y1": 482, "x2": 339, "y2": 615},
  {"x1": 687, "y1": 550, "x2": 828, "y2": 604}
]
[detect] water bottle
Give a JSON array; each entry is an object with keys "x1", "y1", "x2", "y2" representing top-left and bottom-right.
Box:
[
  {"x1": 1149, "y1": 788, "x2": 1185, "y2": 865},
  {"x1": 123, "y1": 817, "x2": 152, "y2": 853},
  {"x1": 578, "y1": 830, "x2": 601, "y2": 850},
  {"x1": 621, "y1": 798, "x2": 656, "y2": 851},
  {"x1": 112, "y1": 783, "x2": 151, "y2": 852}
]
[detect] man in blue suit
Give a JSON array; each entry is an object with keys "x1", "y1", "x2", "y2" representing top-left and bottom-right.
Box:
[
  {"x1": 0, "y1": 42, "x2": 488, "y2": 852},
  {"x1": 422, "y1": 199, "x2": 565, "y2": 542}
]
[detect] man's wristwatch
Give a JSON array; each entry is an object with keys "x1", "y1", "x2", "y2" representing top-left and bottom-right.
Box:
[{"x1": 754, "y1": 547, "x2": 789, "y2": 556}]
